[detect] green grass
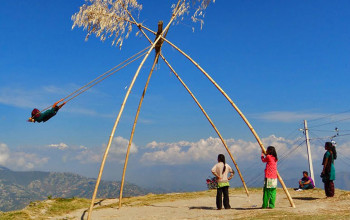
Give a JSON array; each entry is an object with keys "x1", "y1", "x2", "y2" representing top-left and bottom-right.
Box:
[
  {"x1": 0, "y1": 211, "x2": 30, "y2": 220},
  {"x1": 0, "y1": 198, "x2": 90, "y2": 220}
]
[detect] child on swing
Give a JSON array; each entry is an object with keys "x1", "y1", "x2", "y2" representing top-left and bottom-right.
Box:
[
  {"x1": 28, "y1": 99, "x2": 66, "y2": 123},
  {"x1": 261, "y1": 146, "x2": 278, "y2": 209},
  {"x1": 211, "y1": 154, "x2": 235, "y2": 210}
]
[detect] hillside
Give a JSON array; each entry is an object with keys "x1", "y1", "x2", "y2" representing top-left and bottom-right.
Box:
[
  {"x1": 1, "y1": 188, "x2": 349, "y2": 220},
  {"x1": 0, "y1": 166, "x2": 148, "y2": 212}
]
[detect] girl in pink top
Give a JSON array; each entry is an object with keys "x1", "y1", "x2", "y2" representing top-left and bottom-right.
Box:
[{"x1": 261, "y1": 146, "x2": 278, "y2": 208}]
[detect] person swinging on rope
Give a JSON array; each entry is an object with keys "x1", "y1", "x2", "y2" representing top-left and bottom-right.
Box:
[{"x1": 28, "y1": 99, "x2": 66, "y2": 123}]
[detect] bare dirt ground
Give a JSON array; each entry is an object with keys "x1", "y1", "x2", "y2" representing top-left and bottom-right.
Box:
[{"x1": 53, "y1": 188, "x2": 350, "y2": 220}]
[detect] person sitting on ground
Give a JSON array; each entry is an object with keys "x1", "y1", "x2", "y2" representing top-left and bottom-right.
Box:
[
  {"x1": 28, "y1": 99, "x2": 66, "y2": 123},
  {"x1": 295, "y1": 171, "x2": 315, "y2": 191}
]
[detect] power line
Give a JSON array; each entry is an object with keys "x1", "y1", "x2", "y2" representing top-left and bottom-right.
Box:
[
  {"x1": 337, "y1": 155, "x2": 350, "y2": 167},
  {"x1": 278, "y1": 140, "x2": 305, "y2": 168},
  {"x1": 309, "y1": 129, "x2": 336, "y2": 132},
  {"x1": 307, "y1": 109, "x2": 350, "y2": 123},
  {"x1": 246, "y1": 140, "x2": 306, "y2": 187},
  {"x1": 308, "y1": 117, "x2": 350, "y2": 129}
]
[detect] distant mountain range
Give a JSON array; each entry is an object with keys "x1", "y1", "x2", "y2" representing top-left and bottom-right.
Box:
[{"x1": 0, "y1": 166, "x2": 149, "y2": 212}]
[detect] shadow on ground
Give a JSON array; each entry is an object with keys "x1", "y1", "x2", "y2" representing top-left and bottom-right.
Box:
[
  {"x1": 189, "y1": 206, "x2": 216, "y2": 210},
  {"x1": 292, "y1": 197, "x2": 319, "y2": 201},
  {"x1": 81, "y1": 199, "x2": 106, "y2": 220},
  {"x1": 233, "y1": 207, "x2": 262, "y2": 210}
]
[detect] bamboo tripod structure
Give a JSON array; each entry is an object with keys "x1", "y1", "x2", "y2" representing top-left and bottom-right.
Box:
[
  {"x1": 117, "y1": 5, "x2": 249, "y2": 208},
  {"x1": 122, "y1": 8, "x2": 295, "y2": 208},
  {"x1": 87, "y1": 1, "x2": 295, "y2": 218}
]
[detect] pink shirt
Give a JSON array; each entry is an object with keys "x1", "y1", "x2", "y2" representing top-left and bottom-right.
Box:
[{"x1": 261, "y1": 154, "x2": 277, "y2": 178}]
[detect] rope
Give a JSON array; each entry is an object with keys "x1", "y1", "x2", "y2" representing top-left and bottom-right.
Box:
[
  {"x1": 35, "y1": 46, "x2": 151, "y2": 115},
  {"x1": 64, "y1": 50, "x2": 148, "y2": 103}
]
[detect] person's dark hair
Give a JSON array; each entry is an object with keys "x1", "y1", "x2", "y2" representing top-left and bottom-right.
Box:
[
  {"x1": 325, "y1": 142, "x2": 332, "y2": 149},
  {"x1": 325, "y1": 142, "x2": 337, "y2": 160},
  {"x1": 303, "y1": 171, "x2": 308, "y2": 176},
  {"x1": 31, "y1": 108, "x2": 41, "y2": 118},
  {"x1": 218, "y1": 154, "x2": 226, "y2": 174},
  {"x1": 266, "y1": 146, "x2": 278, "y2": 161}
]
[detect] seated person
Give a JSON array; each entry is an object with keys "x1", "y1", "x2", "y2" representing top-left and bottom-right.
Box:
[{"x1": 295, "y1": 171, "x2": 315, "y2": 191}]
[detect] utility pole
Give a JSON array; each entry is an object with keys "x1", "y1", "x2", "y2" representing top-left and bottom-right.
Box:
[{"x1": 303, "y1": 120, "x2": 315, "y2": 186}]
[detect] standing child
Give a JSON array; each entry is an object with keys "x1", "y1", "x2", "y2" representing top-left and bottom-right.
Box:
[
  {"x1": 211, "y1": 154, "x2": 235, "y2": 210},
  {"x1": 261, "y1": 146, "x2": 278, "y2": 209}
]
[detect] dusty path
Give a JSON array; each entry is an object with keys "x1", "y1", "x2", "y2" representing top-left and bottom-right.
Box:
[{"x1": 53, "y1": 188, "x2": 350, "y2": 220}]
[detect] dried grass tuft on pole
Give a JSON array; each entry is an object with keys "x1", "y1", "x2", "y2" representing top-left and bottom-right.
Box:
[
  {"x1": 72, "y1": 0, "x2": 142, "y2": 48},
  {"x1": 72, "y1": 0, "x2": 216, "y2": 48}
]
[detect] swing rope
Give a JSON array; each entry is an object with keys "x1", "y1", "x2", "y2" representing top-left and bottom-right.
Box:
[{"x1": 36, "y1": 45, "x2": 151, "y2": 114}]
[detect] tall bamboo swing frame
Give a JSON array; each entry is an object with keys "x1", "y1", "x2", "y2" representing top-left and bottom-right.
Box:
[{"x1": 86, "y1": 1, "x2": 295, "y2": 219}]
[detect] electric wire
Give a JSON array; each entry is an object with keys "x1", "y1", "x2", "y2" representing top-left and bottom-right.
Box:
[
  {"x1": 307, "y1": 109, "x2": 350, "y2": 123},
  {"x1": 308, "y1": 117, "x2": 350, "y2": 129}
]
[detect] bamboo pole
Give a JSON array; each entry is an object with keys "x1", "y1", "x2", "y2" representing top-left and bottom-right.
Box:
[
  {"x1": 160, "y1": 54, "x2": 249, "y2": 196},
  {"x1": 123, "y1": 3, "x2": 249, "y2": 196},
  {"x1": 119, "y1": 52, "x2": 160, "y2": 209},
  {"x1": 161, "y1": 37, "x2": 295, "y2": 208},
  {"x1": 123, "y1": 0, "x2": 294, "y2": 208},
  {"x1": 118, "y1": 20, "x2": 164, "y2": 208},
  {"x1": 87, "y1": 3, "x2": 185, "y2": 219}
]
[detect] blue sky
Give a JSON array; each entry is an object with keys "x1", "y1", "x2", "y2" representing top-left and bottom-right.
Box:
[{"x1": 1, "y1": 0, "x2": 350, "y2": 191}]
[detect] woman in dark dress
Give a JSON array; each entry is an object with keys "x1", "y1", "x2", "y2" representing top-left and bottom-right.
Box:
[{"x1": 321, "y1": 142, "x2": 336, "y2": 197}]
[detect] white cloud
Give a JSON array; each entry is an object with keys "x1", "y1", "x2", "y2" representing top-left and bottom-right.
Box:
[
  {"x1": 79, "y1": 145, "x2": 88, "y2": 150},
  {"x1": 0, "y1": 85, "x2": 113, "y2": 117},
  {"x1": 43, "y1": 85, "x2": 71, "y2": 94},
  {"x1": 251, "y1": 111, "x2": 350, "y2": 123},
  {"x1": 0, "y1": 142, "x2": 49, "y2": 170},
  {"x1": 109, "y1": 136, "x2": 138, "y2": 155},
  {"x1": 8, "y1": 152, "x2": 49, "y2": 169},
  {"x1": 251, "y1": 111, "x2": 326, "y2": 123},
  {"x1": 141, "y1": 137, "x2": 252, "y2": 165},
  {"x1": 140, "y1": 135, "x2": 325, "y2": 165},
  {"x1": 0, "y1": 143, "x2": 10, "y2": 165},
  {"x1": 74, "y1": 136, "x2": 138, "y2": 164},
  {"x1": 0, "y1": 87, "x2": 39, "y2": 108},
  {"x1": 48, "y1": 143, "x2": 68, "y2": 150},
  {"x1": 66, "y1": 107, "x2": 115, "y2": 118},
  {"x1": 0, "y1": 85, "x2": 76, "y2": 109}
]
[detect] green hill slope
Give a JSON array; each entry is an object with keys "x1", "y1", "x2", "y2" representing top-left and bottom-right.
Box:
[{"x1": 0, "y1": 167, "x2": 148, "y2": 212}]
